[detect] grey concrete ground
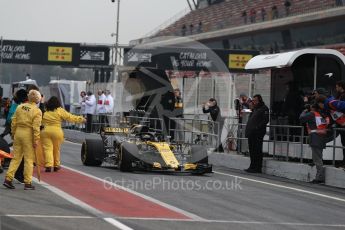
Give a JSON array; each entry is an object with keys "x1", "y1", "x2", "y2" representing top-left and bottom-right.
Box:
[
  {"x1": 60, "y1": 141, "x2": 345, "y2": 230},
  {"x1": 0, "y1": 173, "x2": 118, "y2": 230}
]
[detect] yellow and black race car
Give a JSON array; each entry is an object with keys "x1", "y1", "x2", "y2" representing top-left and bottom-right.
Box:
[{"x1": 81, "y1": 125, "x2": 212, "y2": 175}]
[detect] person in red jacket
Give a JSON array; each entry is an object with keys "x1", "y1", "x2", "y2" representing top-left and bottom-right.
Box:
[{"x1": 300, "y1": 104, "x2": 330, "y2": 183}]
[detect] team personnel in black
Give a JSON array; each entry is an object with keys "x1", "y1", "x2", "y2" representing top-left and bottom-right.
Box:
[
  {"x1": 245, "y1": 94, "x2": 269, "y2": 173},
  {"x1": 335, "y1": 80, "x2": 345, "y2": 166}
]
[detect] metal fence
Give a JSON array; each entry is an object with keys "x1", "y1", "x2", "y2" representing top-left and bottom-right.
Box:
[
  {"x1": 224, "y1": 121, "x2": 307, "y2": 161},
  {"x1": 329, "y1": 127, "x2": 345, "y2": 166},
  {"x1": 168, "y1": 117, "x2": 220, "y2": 149},
  {"x1": 223, "y1": 117, "x2": 345, "y2": 164}
]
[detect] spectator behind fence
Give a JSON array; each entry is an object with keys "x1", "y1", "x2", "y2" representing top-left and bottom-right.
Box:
[
  {"x1": 249, "y1": 8, "x2": 256, "y2": 23},
  {"x1": 189, "y1": 24, "x2": 194, "y2": 34},
  {"x1": 79, "y1": 91, "x2": 86, "y2": 115},
  {"x1": 234, "y1": 93, "x2": 252, "y2": 123},
  {"x1": 335, "y1": 81, "x2": 345, "y2": 166},
  {"x1": 242, "y1": 11, "x2": 247, "y2": 24},
  {"x1": 261, "y1": 8, "x2": 266, "y2": 21},
  {"x1": 85, "y1": 91, "x2": 96, "y2": 133},
  {"x1": 284, "y1": 0, "x2": 291, "y2": 16},
  {"x1": 271, "y1": 5, "x2": 278, "y2": 19},
  {"x1": 300, "y1": 103, "x2": 330, "y2": 183},
  {"x1": 96, "y1": 90, "x2": 107, "y2": 127},
  {"x1": 245, "y1": 94, "x2": 269, "y2": 173},
  {"x1": 197, "y1": 21, "x2": 203, "y2": 33},
  {"x1": 181, "y1": 24, "x2": 187, "y2": 36},
  {"x1": 105, "y1": 90, "x2": 114, "y2": 115},
  {"x1": 104, "y1": 90, "x2": 114, "y2": 126},
  {"x1": 41, "y1": 96, "x2": 86, "y2": 172}
]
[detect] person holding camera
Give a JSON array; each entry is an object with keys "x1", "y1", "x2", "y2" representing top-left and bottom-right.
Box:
[
  {"x1": 202, "y1": 98, "x2": 221, "y2": 122},
  {"x1": 202, "y1": 98, "x2": 223, "y2": 152},
  {"x1": 300, "y1": 103, "x2": 331, "y2": 183}
]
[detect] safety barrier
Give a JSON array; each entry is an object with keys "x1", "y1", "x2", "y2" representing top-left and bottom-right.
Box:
[
  {"x1": 223, "y1": 117, "x2": 345, "y2": 164},
  {"x1": 223, "y1": 119, "x2": 307, "y2": 162},
  {"x1": 329, "y1": 127, "x2": 345, "y2": 166}
]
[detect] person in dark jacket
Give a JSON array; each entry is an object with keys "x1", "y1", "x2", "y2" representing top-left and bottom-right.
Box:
[
  {"x1": 202, "y1": 98, "x2": 221, "y2": 122},
  {"x1": 245, "y1": 94, "x2": 269, "y2": 173},
  {"x1": 1, "y1": 89, "x2": 28, "y2": 138},
  {"x1": 202, "y1": 98, "x2": 223, "y2": 152},
  {"x1": 300, "y1": 104, "x2": 330, "y2": 183},
  {"x1": 335, "y1": 80, "x2": 345, "y2": 166}
]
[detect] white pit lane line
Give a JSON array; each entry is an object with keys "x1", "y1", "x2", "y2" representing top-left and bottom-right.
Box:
[
  {"x1": 5, "y1": 215, "x2": 94, "y2": 219},
  {"x1": 116, "y1": 217, "x2": 345, "y2": 227},
  {"x1": 214, "y1": 171, "x2": 345, "y2": 203}
]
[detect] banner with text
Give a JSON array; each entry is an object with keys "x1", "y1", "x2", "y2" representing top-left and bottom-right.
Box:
[
  {"x1": 124, "y1": 47, "x2": 259, "y2": 72},
  {"x1": 0, "y1": 40, "x2": 80, "y2": 66}
]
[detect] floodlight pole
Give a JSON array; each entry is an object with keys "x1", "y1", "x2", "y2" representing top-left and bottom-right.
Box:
[
  {"x1": 114, "y1": 0, "x2": 120, "y2": 65},
  {"x1": 0, "y1": 36, "x2": 3, "y2": 83},
  {"x1": 0, "y1": 36, "x2": 3, "y2": 64}
]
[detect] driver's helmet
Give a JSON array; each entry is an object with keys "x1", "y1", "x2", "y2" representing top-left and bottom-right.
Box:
[{"x1": 130, "y1": 124, "x2": 150, "y2": 134}]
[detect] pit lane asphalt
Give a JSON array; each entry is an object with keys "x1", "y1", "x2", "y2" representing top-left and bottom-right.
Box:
[
  {"x1": 60, "y1": 141, "x2": 345, "y2": 230},
  {"x1": 0, "y1": 173, "x2": 119, "y2": 230},
  {"x1": 1, "y1": 140, "x2": 345, "y2": 230}
]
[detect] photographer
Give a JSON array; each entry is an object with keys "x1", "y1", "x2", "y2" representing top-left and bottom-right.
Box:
[
  {"x1": 300, "y1": 103, "x2": 331, "y2": 183},
  {"x1": 202, "y1": 98, "x2": 221, "y2": 122},
  {"x1": 202, "y1": 98, "x2": 223, "y2": 152}
]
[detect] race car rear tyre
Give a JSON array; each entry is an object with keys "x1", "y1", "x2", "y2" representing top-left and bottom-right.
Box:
[
  {"x1": 81, "y1": 139, "x2": 104, "y2": 166},
  {"x1": 0, "y1": 137, "x2": 11, "y2": 168},
  {"x1": 119, "y1": 143, "x2": 137, "y2": 172},
  {"x1": 191, "y1": 145, "x2": 208, "y2": 164}
]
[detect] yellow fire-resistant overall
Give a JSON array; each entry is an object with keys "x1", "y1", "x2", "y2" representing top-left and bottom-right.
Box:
[
  {"x1": 5, "y1": 102, "x2": 42, "y2": 184},
  {"x1": 41, "y1": 108, "x2": 84, "y2": 168}
]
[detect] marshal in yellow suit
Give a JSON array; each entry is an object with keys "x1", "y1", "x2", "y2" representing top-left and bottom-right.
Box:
[
  {"x1": 4, "y1": 90, "x2": 42, "y2": 190},
  {"x1": 41, "y1": 97, "x2": 85, "y2": 171}
]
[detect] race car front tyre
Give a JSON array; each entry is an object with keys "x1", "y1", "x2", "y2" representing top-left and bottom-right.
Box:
[
  {"x1": 119, "y1": 143, "x2": 137, "y2": 172},
  {"x1": 81, "y1": 139, "x2": 104, "y2": 166},
  {"x1": 191, "y1": 145, "x2": 208, "y2": 164}
]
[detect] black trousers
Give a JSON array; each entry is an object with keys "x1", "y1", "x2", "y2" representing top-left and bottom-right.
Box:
[
  {"x1": 247, "y1": 132, "x2": 265, "y2": 170},
  {"x1": 86, "y1": 114, "x2": 93, "y2": 132}
]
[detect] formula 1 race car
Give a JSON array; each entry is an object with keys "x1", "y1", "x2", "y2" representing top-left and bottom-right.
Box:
[{"x1": 81, "y1": 125, "x2": 212, "y2": 174}]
